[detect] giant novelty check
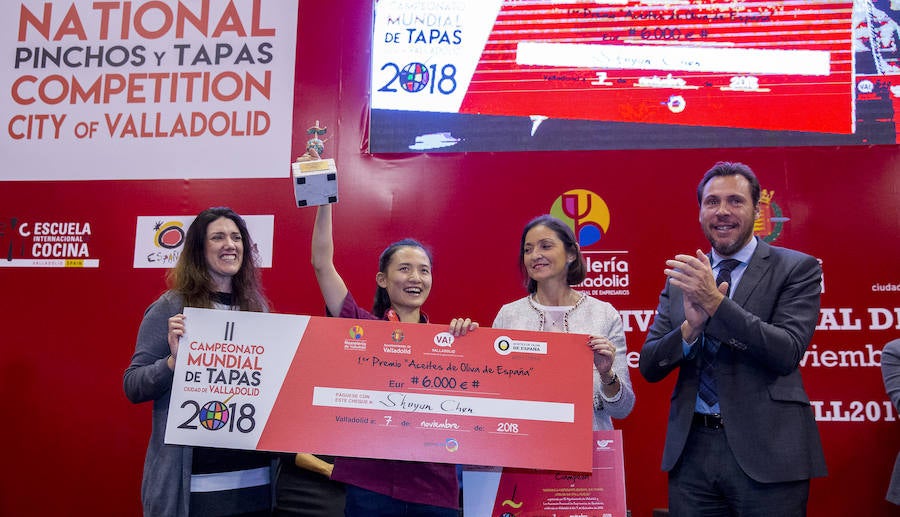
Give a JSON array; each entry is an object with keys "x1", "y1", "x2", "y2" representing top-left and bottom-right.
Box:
[{"x1": 165, "y1": 307, "x2": 594, "y2": 471}]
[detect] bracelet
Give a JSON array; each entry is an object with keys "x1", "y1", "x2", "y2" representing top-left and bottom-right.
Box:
[{"x1": 602, "y1": 372, "x2": 618, "y2": 386}]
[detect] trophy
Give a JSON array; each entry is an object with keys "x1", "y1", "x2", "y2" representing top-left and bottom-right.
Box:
[{"x1": 292, "y1": 121, "x2": 337, "y2": 207}]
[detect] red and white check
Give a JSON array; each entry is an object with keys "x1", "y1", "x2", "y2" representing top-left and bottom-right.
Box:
[{"x1": 165, "y1": 307, "x2": 595, "y2": 471}]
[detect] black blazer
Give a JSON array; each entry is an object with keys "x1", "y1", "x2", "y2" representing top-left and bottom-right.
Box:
[
  {"x1": 882, "y1": 339, "x2": 900, "y2": 504},
  {"x1": 640, "y1": 238, "x2": 828, "y2": 483}
]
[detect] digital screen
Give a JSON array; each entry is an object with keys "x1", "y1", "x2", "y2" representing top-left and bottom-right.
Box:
[{"x1": 369, "y1": 0, "x2": 900, "y2": 152}]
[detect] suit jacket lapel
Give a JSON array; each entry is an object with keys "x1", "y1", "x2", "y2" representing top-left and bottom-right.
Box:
[{"x1": 731, "y1": 238, "x2": 770, "y2": 306}]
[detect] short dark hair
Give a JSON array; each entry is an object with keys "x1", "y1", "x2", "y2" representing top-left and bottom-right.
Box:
[
  {"x1": 519, "y1": 215, "x2": 586, "y2": 293},
  {"x1": 697, "y1": 161, "x2": 761, "y2": 207}
]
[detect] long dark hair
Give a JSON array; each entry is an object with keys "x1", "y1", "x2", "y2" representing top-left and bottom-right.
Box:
[
  {"x1": 519, "y1": 215, "x2": 586, "y2": 293},
  {"x1": 372, "y1": 238, "x2": 433, "y2": 319},
  {"x1": 166, "y1": 207, "x2": 268, "y2": 311}
]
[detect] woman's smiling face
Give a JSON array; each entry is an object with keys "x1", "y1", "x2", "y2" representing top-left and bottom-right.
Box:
[
  {"x1": 204, "y1": 216, "x2": 243, "y2": 290},
  {"x1": 523, "y1": 224, "x2": 574, "y2": 285},
  {"x1": 376, "y1": 245, "x2": 433, "y2": 312}
]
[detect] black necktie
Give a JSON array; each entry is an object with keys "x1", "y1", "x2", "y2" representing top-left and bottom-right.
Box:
[
  {"x1": 716, "y1": 259, "x2": 741, "y2": 297},
  {"x1": 697, "y1": 259, "x2": 741, "y2": 407}
]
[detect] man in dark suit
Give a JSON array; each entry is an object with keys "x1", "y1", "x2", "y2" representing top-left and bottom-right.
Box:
[
  {"x1": 882, "y1": 338, "x2": 900, "y2": 506},
  {"x1": 639, "y1": 161, "x2": 827, "y2": 516}
]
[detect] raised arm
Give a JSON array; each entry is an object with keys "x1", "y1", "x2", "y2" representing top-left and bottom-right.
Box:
[{"x1": 311, "y1": 204, "x2": 349, "y2": 316}]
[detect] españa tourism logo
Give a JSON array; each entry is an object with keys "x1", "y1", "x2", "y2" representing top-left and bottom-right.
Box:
[
  {"x1": 155, "y1": 221, "x2": 186, "y2": 249},
  {"x1": 550, "y1": 189, "x2": 630, "y2": 296},
  {"x1": 144, "y1": 219, "x2": 186, "y2": 267},
  {"x1": 134, "y1": 216, "x2": 194, "y2": 268}
]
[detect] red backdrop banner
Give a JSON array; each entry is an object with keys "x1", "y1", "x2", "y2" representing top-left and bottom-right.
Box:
[{"x1": 0, "y1": 1, "x2": 898, "y2": 516}]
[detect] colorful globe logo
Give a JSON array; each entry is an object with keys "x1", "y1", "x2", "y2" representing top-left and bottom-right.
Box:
[
  {"x1": 550, "y1": 189, "x2": 611, "y2": 248},
  {"x1": 349, "y1": 325, "x2": 364, "y2": 340},
  {"x1": 198, "y1": 400, "x2": 230, "y2": 430},
  {"x1": 445, "y1": 438, "x2": 459, "y2": 452},
  {"x1": 399, "y1": 62, "x2": 429, "y2": 93}
]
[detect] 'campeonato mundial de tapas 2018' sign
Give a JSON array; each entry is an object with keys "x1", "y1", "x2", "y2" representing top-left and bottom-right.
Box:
[
  {"x1": 165, "y1": 307, "x2": 595, "y2": 472},
  {"x1": 2, "y1": 0, "x2": 298, "y2": 180}
]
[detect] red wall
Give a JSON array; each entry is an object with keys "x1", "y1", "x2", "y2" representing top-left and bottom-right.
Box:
[{"x1": 1, "y1": 2, "x2": 898, "y2": 515}]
